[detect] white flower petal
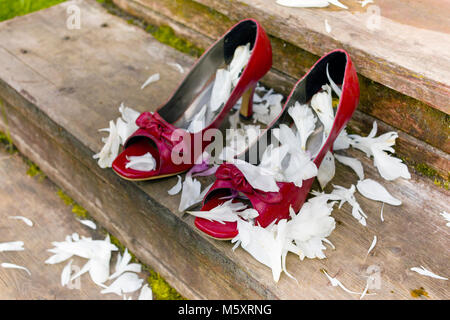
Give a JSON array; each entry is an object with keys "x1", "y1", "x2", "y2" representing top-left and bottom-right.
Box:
[
  {"x1": 372, "y1": 147, "x2": 411, "y2": 181},
  {"x1": 233, "y1": 159, "x2": 280, "y2": 192},
  {"x1": 440, "y1": 211, "x2": 450, "y2": 227},
  {"x1": 317, "y1": 151, "x2": 335, "y2": 189},
  {"x1": 356, "y1": 179, "x2": 402, "y2": 205},
  {"x1": 288, "y1": 102, "x2": 317, "y2": 151},
  {"x1": 77, "y1": 219, "x2": 97, "y2": 230},
  {"x1": 311, "y1": 84, "x2": 334, "y2": 137},
  {"x1": 322, "y1": 270, "x2": 363, "y2": 295},
  {"x1": 187, "y1": 200, "x2": 253, "y2": 224},
  {"x1": 138, "y1": 284, "x2": 153, "y2": 300},
  {"x1": 326, "y1": 63, "x2": 342, "y2": 97},
  {"x1": 141, "y1": 73, "x2": 160, "y2": 90},
  {"x1": 178, "y1": 175, "x2": 202, "y2": 212},
  {"x1": 366, "y1": 235, "x2": 377, "y2": 256},
  {"x1": 333, "y1": 129, "x2": 351, "y2": 151},
  {"x1": 187, "y1": 104, "x2": 207, "y2": 133},
  {"x1": 109, "y1": 249, "x2": 141, "y2": 280},
  {"x1": 233, "y1": 219, "x2": 287, "y2": 282},
  {"x1": 324, "y1": 19, "x2": 331, "y2": 33},
  {"x1": 1, "y1": 263, "x2": 31, "y2": 276},
  {"x1": 61, "y1": 259, "x2": 73, "y2": 287},
  {"x1": 276, "y1": 0, "x2": 329, "y2": 8},
  {"x1": 229, "y1": 43, "x2": 251, "y2": 85},
  {"x1": 210, "y1": 69, "x2": 232, "y2": 112},
  {"x1": 101, "y1": 272, "x2": 144, "y2": 296},
  {"x1": 410, "y1": 266, "x2": 448, "y2": 280},
  {"x1": 328, "y1": 0, "x2": 348, "y2": 9},
  {"x1": 167, "y1": 62, "x2": 184, "y2": 74},
  {"x1": 8, "y1": 216, "x2": 33, "y2": 227},
  {"x1": 93, "y1": 120, "x2": 121, "y2": 168},
  {"x1": 168, "y1": 175, "x2": 182, "y2": 195},
  {"x1": 125, "y1": 152, "x2": 156, "y2": 172},
  {"x1": 334, "y1": 154, "x2": 364, "y2": 180},
  {"x1": 0, "y1": 241, "x2": 24, "y2": 252}
]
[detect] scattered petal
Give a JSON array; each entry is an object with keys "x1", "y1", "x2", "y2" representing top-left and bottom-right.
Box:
[
  {"x1": 326, "y1": 63, "x2": 342, "y2": 97},
  {"x1": 141, "y1": 73, "x2": 160, "y2": 90},
  {"x1": 276, "y1": 0, "x2": 329, "y2": 8},
  {"x1": 311, "y1": 84, "x2": 334, "y2": 137},
  {"x1": 8, "y1": 216, "x2": 33, "y2": 227},
  {"x1": 77, "y1": 219, "x2": 97, "y2": 230},
  {"x1": 1, "y1": 262, "x2": 31, "y2": 276},
  {"x1": 233, "y1": 159, "x2": 280, "y2": 192},
  {"x1": 178, "y1": 175, "x2": 202, "y2": 212},
  {"x1": 356, "y1": 179, "x2": 401, "y2": 205},
  {"x1": 125, "y1": 152, "x2": 156, "y2": 172},
  {"x1": 410, "y1": 266, "x2": 448, "y2": 280},
  {"x1": 93, "y1": 120, "x2": 121, "y2": 168},
  {"x1": 317, "y1": 151, "x2": 335, "y2": 189},
  {"x1": 167, "y1": 62, "x2": 184, "y2": 74},
  {"x1": 0, "y1": 241, "x2": 25, "y2": 252},
  {"x1": 101, "y1": 272, "x2": 144, "y2": 296},
  {"x1": 322, "y1": 270, "x2": 363, "y2": 295},
  {"x1": 366, "y1": 236, "x2": 377, "y2": 257},
  {"x1": 61, "y1": 259, "x2": 73, "y2": 287},
  {"x1": 168, "y1": 175, "x2": 182, "y2": 195},
  {"x1": 138, "y1": 284, "x2": 153, "y2": 300},
  {"x1": 334, "y1": 154, "x2": 364, "y2": 180},
  {"x1": 440, "y1": 211, "x2": 450, "y2": 227},
  {"x1": 210, "y1": 69, "x2": 232, "y2": 112},
  {"x1": 324, "y1": 19, "x2": 331, "y2": 33},
  {"x1": 187, "y1": 200, "x2": 256, "y2": 224},
  {"x1": 288, "y1": 102, "x2": 317, "y2": 151},
  {"x1": 117, "y1": 103, "x2": 140, "y2": 145},
  {"x1": 109, "y1": 249, "x2": 141, "y2": 280}
]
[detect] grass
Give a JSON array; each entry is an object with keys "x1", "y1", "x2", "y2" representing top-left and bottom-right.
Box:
[{"x1": 0, "y1": 0, "x2": 66, "y2": 22}]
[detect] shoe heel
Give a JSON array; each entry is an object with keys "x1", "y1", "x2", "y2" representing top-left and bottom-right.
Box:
[{"x1": 239, "y1": 83, "x2": 256, "y2": 120}]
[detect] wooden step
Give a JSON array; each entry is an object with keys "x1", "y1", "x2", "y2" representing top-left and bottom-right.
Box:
[
  {"x1": 0, "y1": 148, "x2": 150, "y2": 300},
  {"x1": 0, "y1": 0, "x2": 449, "y2": 299},
  {"x1": 111, "y1": 0, "x2": 450, "y2": 177}
]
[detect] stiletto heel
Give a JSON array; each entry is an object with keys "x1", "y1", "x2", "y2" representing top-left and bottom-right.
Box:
[
  {"x1": 194, "y1": 49, "x2": 360, "y2": 240},
  {"x1": 112, "y1": 19, "x2": 272, "y2": 181},
  {"x1": 239, "y1": 83, "x2": 256, "y2": 120}
]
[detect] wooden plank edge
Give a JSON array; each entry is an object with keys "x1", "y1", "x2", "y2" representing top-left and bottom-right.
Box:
[
  {"x1": 110, "y1": 0, "x2": 450, "y2": 158},
  {"x1": 0, "y1": 82, "x2": 275, "y2": 300}
]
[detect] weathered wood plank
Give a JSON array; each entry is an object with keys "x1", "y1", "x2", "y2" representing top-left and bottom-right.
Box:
[
  {"x1": 0, "y1": 149, "x2": 150, "y2": 300},
  {"x1": 0, "y1": 0, "x2": 448, "y2": 299},
  {"x1": 112, "y1": 0, "x2": 450, "y2": 170},
  {"x1": 191, "y1": 0, "x2": 450, "y2": 114}
]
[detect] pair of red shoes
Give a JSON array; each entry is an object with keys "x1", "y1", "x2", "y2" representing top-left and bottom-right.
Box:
[{"x1": 112, "y1": 19, "x2": 360, "y2": 240}]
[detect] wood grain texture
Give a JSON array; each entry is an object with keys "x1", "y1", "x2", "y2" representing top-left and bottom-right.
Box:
[
  {"x1": 191, "y1": 0, "x2": 450, "y2": 114},
  {"x1": 112, "y1": 0, "x2": 450, "y2": 163},
  {"x1": 0, "y1": 149, "x2": 150, "y2": 300},
  {"x1": 0, "y1": 0, "x2": 448, "y2": 299}
]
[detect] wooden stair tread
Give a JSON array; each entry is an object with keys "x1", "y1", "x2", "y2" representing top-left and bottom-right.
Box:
[
  {"x1": 0, "y1": 0, "x2": 448, "y2": 299},
  {"x1": 0, "y1": 149, "x2": 151, "y2": 300},
  {"x1": 192, "y1": 0, "x2": 450, "y2": 114}
]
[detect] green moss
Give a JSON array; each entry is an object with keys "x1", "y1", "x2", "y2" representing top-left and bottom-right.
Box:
[
  {"x1": 25, "y1": 159, "x2": 46, "y2": 181},
  {"x1": 415, "y1": 163, "x2": 439, "y2": 178},
  {"x1": 145, "y1": 268, "x2": 186, "y2": 300},
  {"x1": 147, "y1": 25, "x2": 204, "y2": 57},
  {"x1": 56, "y1": 189, "x2": 89, "y2": 218}
]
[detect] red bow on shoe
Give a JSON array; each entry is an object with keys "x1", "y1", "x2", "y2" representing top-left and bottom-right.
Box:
[
  {"x1": 215, "y1": 163, "x2": 282, "y2": 204},
  {"x1": 136, "y1": 112, "x2": 176, "y2": 148}
]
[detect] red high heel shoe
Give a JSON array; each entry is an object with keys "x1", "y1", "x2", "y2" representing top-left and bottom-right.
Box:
[
  {"x1": 112, "y1": 19, "x2": 272, "y2": 180},
  {"x1": 195, "y1": 49, "x2": 360, "y2": 239}
]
